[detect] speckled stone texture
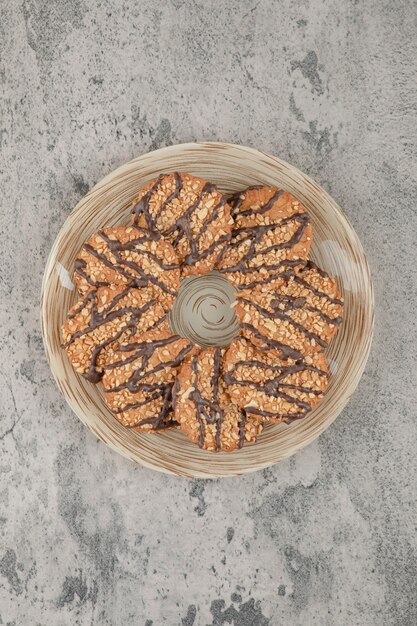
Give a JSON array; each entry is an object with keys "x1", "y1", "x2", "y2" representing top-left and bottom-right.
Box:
[{"x1": 1, "y1": 0, "x2": 416, "y2": 624}]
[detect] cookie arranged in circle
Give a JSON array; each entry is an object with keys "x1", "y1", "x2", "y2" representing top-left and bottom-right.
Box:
[
  {"x1": 130, "y1": 173, "x2": 232, "y2": 275},
  {"x1": 235, "y1": 261, "x2": 343, "y2": 358},
  {"x1": 102, "y1": 321, "x2": 197, "y2": 431},
  {"x1": 62, "y1": 285, "x2": 166, "y2": 383},
  {"x1": 61, "y1": 173, "x2": 344, "y2": 452},
  {"x1": 224, "y1": 337, "x2": 329, "y2": 423},
  {"x1": 218, "y1": 185, "x2": 312, "y2": 288},
  {"x1": 74, "y1": 225, "x2": 180, "y2": 308},
  {"x1": 174, "y1": 347, "x2": 264, "y2": 452}
]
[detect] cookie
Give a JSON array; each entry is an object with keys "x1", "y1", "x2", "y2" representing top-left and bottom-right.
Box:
[
  {"x1": 174, "y1": 347, "x2": 264, "y2": 452},
  {"x1": 74, "y1": 225, "x2": 180, "y2": 308},
  {"x1": 62, "y1": 285, "x2": 166, "y2": 383},
  {"x1": 235, "y1": 261, "x2": 343, "y2": 358},
  {"x1": 218, "y1": 185, "x2": 312, "y2": 289},
  {"x1": 224, "y1": 337, "x2": 329, "y2": 423},
  {"x1": 134, "y1": 414, "x2": 179, "y2": 432},
  {"x1": 102, "y1": 322, "x2": 197, "y2": 431},
  {"x1": 130, "y1": 172, "x2": 232, "y2": 275}
]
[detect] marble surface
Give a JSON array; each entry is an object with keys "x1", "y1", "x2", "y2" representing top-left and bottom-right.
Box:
[{"x1": 1, "y1": 0, "x2": 416, "y2": 624}]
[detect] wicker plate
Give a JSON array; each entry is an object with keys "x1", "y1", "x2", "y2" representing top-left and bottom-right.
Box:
[{"x1": 40, "y1": 142, "x2": 374, "y2": 478}]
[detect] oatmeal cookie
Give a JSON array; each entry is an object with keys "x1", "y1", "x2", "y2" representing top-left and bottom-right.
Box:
[
  {"x1": 224, "y1": 337, "x2": 329, "y2": 423},
  {"x1": 235, "y1": 261, "x2": 343, "y2": 358},
  {"x1": 74, "y1": 225, "x2": 180, "y2": 308},
  {"x1": 218, "y1": 185, "x2": 312, "y2": 288},
  {"x1": 130, "y1": 173, "x2": 232, "y2": 275},
  {"x1": 102, "y1": 321, "x2": 197, "y2": 431},
  {"x1": 174, "y1": 347, "x2": 263, "y2": 452},
  {"x1": 62, "y1": 285, "x2": 166, "y2": 383}
]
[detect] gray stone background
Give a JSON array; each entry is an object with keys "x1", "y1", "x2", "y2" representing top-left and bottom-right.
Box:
[{"x1": 1, "y1": 0, "x2": 416, "y2": 624}]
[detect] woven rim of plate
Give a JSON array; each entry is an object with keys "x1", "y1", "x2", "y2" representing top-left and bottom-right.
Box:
[{"x1": 40, "y1": 142, "x2": 374, "y2": 478}]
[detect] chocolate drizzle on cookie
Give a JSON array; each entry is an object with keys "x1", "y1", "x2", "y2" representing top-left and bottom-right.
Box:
[
  {"x1": 238, "y1": 409, "x2": 248, "y2": 448},
  {"x1": 131, "y1": 174, "x2": 165, "y2": 230},
  {"x1": 74, "y1": 258, "x2": 108, "y2": 289},
  {"x1": 75, "y1": 229, "x2": 179, "y2": 297},
  {"x1": 294, "y1": 275, "x2": 344, "y2": 307},
  {"x1": 100, "y1": 230, "x2": 178, "y2": 268},
  {"x1": 122, "y1": 383, "x2": 176, "y2": 431},
  {"x1": 154, "y1": 172, "x2": 183, "y2": 222},
  {"x1": 240, "y1": 322, "x2": 304, "y2": 360},
  {"x1": 224, "y1": 339, "x2": 328, "y2": 423},
  {"x1": 218, "y1": 213, "x2": 310, "y2": 272},
  {"x1": 227, "y1": 261, "x2": 300, "y2": 292},
  {"x1": 103, "y1": 334, "x2": 195, "y2": 430},
  {"x1": 168, "y1": 182, "x2": 225, "y2": 264},
  {"x1": 131, "y1": 173, "x2": 231, "y2": 267},
  {"x1": 269, "y1": 291, "x2": 342, "y2": 326},
  {"x1": 238, "y1": 296, "x2": 328, "y2": 349},
  {"x1": 64, "y1": 286, "x2": 165, "y2": 383},
  {"x1": 105, "y1": 335, "x2": 193, "y2": 386},
  {"x1": 185, "y1": 348, "x2": 249, "y2": 451},
  {"x1": 229, "y1": 187, "x2": 285, "y2": 218},
  {"x1": 189, "y1": 348, "x2": 225, "y2": 450},
  {"x1": 235, "y1": 259, "x2": 344, "y2": 357}
]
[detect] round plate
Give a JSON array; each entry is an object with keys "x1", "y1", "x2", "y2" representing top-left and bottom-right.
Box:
[{"x1": 41, "y1": 142, "x2": 374, "y2": 478}]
